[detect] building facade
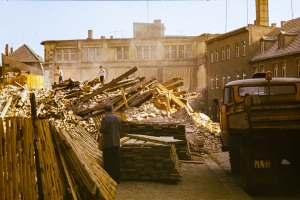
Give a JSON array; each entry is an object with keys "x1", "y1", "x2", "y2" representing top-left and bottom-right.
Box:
[
  {"x1": 41, "y1": 20, "x2": 217, "y2": 97},
  {"x1": 250, "y1": 17, "x2": 300, "y2": 79},
  {"x1": 205, "y1": 24, "x2": 278, "y2": 121}
]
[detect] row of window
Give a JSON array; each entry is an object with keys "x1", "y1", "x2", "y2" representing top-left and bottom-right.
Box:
[
  {"x1": 210, "y1": 41, "x2": 246, "y2": 63},
  {"x1": 211, "y1": 71, "x2": 246, "y2": 89},
  {"x1": 55, "y1": 45, "x2": 192, "y2": 62},
  {"x1": 253, "y1": 60, "x2": 300, "y2": 78}
]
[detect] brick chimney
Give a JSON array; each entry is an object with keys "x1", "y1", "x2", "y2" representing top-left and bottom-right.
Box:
[
  {"x1": 5, "y1": 44, "x2": 9, "y2": 56},
  {"x1": 88, "y1": 30, "x2": 93, "y2": 39},
  {"x1": 254, "y1": 0, "x2": 269, "y2": 26}
]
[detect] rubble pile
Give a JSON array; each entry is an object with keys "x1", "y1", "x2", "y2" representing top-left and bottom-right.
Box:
[{"x1": 0, "y1": 66, "x2": 221, "y2": 155}]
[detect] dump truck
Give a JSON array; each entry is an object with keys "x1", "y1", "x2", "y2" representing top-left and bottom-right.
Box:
[{"x1": 219, "y1": 72, "x2": 300, "y2": 193}]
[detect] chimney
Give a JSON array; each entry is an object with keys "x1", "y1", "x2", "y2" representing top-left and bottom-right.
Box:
[
  {"x1": 254, "y1": 0, "x2": 269, "y2": 26},
  {"x1": 100, "y1": 36, "x2": 106, "y2": 39},
  {"x1": 110, "y1": 36, "x2": 113, "y2": 39},
  {"x1": 88, "y1": 30, "x2": 93, "y2": 39},
  {"x1": 5, "y1": 44, "x2": 9, "y2": 56},
  {"x1": 271, "y1": 23, "x2": 276, "y2": 28},
  {"x1": 10, "y1": 47, "x2": 13, "y2": 55},
  {"x1": 281, "y1": 21, "x2": 286, "y2": 27}
]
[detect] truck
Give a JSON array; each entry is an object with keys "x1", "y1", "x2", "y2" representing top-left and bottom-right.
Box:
[{"x1": 219, "y1": 72, "x2": 300, "y2": 193}]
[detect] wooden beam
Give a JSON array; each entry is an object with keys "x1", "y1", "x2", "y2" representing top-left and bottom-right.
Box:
[
  {"x1": 125, "y1": 134, "x2": 184, "y2": 145},
  {"x1": 0, "y1": 96, "x2": 12, "y2": 118}
]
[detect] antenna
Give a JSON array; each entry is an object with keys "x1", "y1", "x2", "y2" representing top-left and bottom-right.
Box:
[
  {"x1": 246, "y1": 0, "x2": 249, "y2": 25},
  {"x1": 225, "y1": 0, "x2": 228, "y2": 32},
  {"x1": 291, "y1": 0, "x2": 294, "y2": 19}
]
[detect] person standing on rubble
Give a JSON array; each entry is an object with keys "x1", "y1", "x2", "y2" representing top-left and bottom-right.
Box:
[
  {"x1": 100, "y1": 104, "x2": 121, "y2": 183},
  {"x1": 55, "y1": 66, "x2": 64, "y2": 83},
  {"x1": 99, "y1": 65, "x2": 106, "y2": 84}
]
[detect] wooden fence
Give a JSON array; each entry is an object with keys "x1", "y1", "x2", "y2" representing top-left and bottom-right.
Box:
[{"x1": 0, "y1": 117, "x2": 116, "y2": 200}]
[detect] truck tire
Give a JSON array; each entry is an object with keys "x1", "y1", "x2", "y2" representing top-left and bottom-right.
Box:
[
  {"x1": 229, "y1": 145, "x2": 241, "y2": 174},
  {"x1": 240, "y1": 146, "x2": 256, "y2": 194}
]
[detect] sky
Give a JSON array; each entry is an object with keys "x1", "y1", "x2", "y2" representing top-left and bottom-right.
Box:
[{"x1": 1, "y1": 0, "x2": 299, "y2": 61}]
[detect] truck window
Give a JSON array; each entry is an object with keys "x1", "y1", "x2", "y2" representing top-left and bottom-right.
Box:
[
  {"x1": 224, "y1": 87, "x2": 234, "y2": 104},
  {"x1": 239, "y1": 84, "x2": 296, "y2": 96}
]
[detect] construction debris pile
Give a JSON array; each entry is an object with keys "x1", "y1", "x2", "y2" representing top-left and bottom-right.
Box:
[{"x1": 0, "y1": 66, "x2": 222, "y2": 198}]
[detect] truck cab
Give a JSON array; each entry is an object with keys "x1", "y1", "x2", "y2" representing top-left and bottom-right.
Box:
[{"x1": 220, "y1": 72, "x2": 300, "y2": 193}]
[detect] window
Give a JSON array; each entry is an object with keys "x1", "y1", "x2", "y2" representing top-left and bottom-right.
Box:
[
  {"x1": 281, "y1": 62, "x2": 286, "y2": 77},
  {"x1": 222, "y1": 76, "x2": 225, "y2": 87},
  {"x1": 171, "y1": 46, "x2": 177, "y2": 59},
  {"x1": 82, "y1": 47, "x2": 102, "y2": 62},
  {"x1": 235, "y1": 43, "x2": 239, "y2": 57},
  {"x1": 215, "y1": 75, "x2": 219, "y2": 89},
  {"x1": 242, "y1": 41, "x2": 246, "y2": 56},
  {"x1": 259, "y1": 64, "x2": 265, "y2": 72},
  {"x1": 236, "y1": 72, "x2": 240, "y2": 80},
  {"x1": 144, "y1": 47, "x2": 149, "y2": 59},
  {"x1": 226, "y1": 46, "x2": 230, "y2": 59},
  {"x1": 164, "y1": 45, "x2": 170, "y2": 59},
  {"x1": 137, "y1": 47, "x2": 143, "y2": 59},
  {"x1": 272, "y1": 63, "x2": 278, "y2": 77},
  {"x1": 253, "y1": 66, "x2": 258, "y2": 74},
  {"x1": 56, "y1": 48, "x2": 77, "y2": 62},
  {"x1": 116, "y1": 46, "x2": 129, "y2": 60},
  {"x1": 150, "y1": 46, "x2": 156, "y2": 59},
  {"x1": 224, "y1": 87, "x2": 234, "y2": 104},
  {"x1": 210, "y1": 51, "x2": 214, "y2": 63},
  {"x1": 261, "y1": 41, "x2": 265, "y2": 53},
  {"x1": 242, "y1": 70, "x2": 246, "y2": 79},
  {"x1": 239, "y1": 85, "x2": 296, "y2": 96},
  {"x1": 178, "y1": 45, "x2": 184, "y2": 58},
  {"x1": 164, "y1": 45, "x2": 191, "y2": 59},
  {"x1": 186, "y1": 45, "x2": 192, "y2": 59},
  {"x1": 221, "y1": 47, "x2": 225, "y2": 60},
  {"x1": 211, "y1": 76, "x2": 214, "y2": 89},
  {"x1": 297, "y1": 59, "x2": 300, "y2": 78},
  {"x1": 227, "y1": 74, "x2": 231, "y2": 83},
  {"x1": 215, "y1": 49, "x2": 218, "y2": 62}
]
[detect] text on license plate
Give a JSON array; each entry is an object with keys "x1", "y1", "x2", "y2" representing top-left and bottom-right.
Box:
[{"x1": 254, "y1": 160, "x2": 271, "y2": 169}]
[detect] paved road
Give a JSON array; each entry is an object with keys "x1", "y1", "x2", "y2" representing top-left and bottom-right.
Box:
[{"x1": 116, "y1": 153, "x2": 251, "y2": 200}]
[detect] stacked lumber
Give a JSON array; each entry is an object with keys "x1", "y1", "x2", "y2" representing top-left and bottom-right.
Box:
[
  {"x1": 120, "y1": 134, "x2": 182, "y2": 181},
  {"x1": 121, "y1": 121, "x2": 190, "y2": 160},
  {"x1": 50, "y1": 122, "x2": 116, "y2": 200}
]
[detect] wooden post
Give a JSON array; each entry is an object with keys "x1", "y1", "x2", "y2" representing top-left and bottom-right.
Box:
[{"x1": 30, "y1": 92, "x2": 44, "y2": 200}]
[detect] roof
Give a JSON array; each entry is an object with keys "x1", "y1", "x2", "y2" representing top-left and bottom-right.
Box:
[
  {"x1": 225, "y1": 77, "x2": 300, "y2": 87},
  {"x1": 11, "y1": 44, "x2": 43, "y2": 63},
  {"x1": 205, "y1": 26, "x2": 248, "y2": 44},
  {"x1": 251, "y1": 17, "x2": 300, "y2": 62}
]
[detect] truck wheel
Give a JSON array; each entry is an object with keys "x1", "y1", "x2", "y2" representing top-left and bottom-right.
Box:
[
  {"x1": 240, "y1": 147, "x2": 256, "y2": 194},
  {"x1": 229, "y1": 145, "x2": 241, "y2": 174}
]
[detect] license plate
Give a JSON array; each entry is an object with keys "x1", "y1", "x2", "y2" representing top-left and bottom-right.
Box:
[{"x1": 254, "y1": 160, "x2": 271, "y2": 169}]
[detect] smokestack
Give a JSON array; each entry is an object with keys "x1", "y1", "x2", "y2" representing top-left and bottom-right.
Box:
[
  {"x1": 88, "y1": 30, "x2": 93, "y2": 39},
  {"x1": 254, "y1": 0, "x2": 269, "y2": 26},
  {"x1": 5, "y1": 44, "x2": 9, "y2": 56},
  {"x1": 10, "y1": 47, "x2": 13, "y2": 55},
  {"x1": 271, "y1": 23, "x2": 276, "y2": 28}
]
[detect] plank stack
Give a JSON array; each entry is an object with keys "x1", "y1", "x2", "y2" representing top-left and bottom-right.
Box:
[
  {"x1": 120, "y1": 134, "x2": 182, "y2": 181},
  {"x1": 121, "y1": 121, "x2": 191, "y2": 160}
]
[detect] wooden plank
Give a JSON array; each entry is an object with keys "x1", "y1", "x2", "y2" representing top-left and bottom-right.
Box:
[
  {"x1": 77, "y1": 66, "x2": 139, "y2": 103},
  {"x1": 0, "y1": 118, "x2": 4, "y2": 200},
  {"x1": 157, "y1": 84, "x2": 193, "y2": 113},
  {"x1": 11, "y1": 118, "x2": 18, "y2": 200},
  {"x1": 0, "y1": 96, "x2": 12, "y2": 118},
  {"x1": 125, "y1": 134, "x2": 184, "y2": 145},
  {"x1": 120, "y1": 87, "x2": 129, "y2": 109}
]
